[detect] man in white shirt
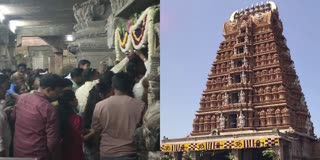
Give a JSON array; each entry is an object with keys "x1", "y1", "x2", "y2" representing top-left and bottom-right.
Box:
[
  {"x1": 0, "y1": 74, "x2": 11, "y2": 157},
  {"x1": 75, "y1": 68, "x2": 100, "y2": 114}
]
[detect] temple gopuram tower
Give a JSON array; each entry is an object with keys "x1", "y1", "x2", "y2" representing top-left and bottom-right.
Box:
[{"x1": 161, "y1": 1, "x2": 320, "y2": 160}]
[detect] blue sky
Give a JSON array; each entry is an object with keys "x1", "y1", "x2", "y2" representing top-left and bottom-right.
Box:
[{"x1": 161, "y1": 0, "x2": 320, "y2": 139}]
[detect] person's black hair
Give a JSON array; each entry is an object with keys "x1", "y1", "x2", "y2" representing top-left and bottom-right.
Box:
[
  {"x1": 39, "y1": 74, "x2": 65, "y2": 89},
  {"x1": 0, "y1": 74, "x2": 9, "y2": 86},
  {"x1": 57, "y1": 90, "x2": 77, "y2": 138},
  {"x1": 82, "y1": 68, "x2": 98, "y2": 82},
  {"x1": 62, "y1": 79, "x2": 73, "y2": 88},
  {"x1": 18, "y1": 63, "x2": 27, "y2": 69},
  {"x1": 28, "y1": 74, "x2": 42, "y2": 90},
  {"x1": 83, "y1": 71, "x2": 114, "y2": 130},
  {"x1": 78, "y1": 59, "x2": 91, "y2": 68},
  {"x1": 112, "y1": 72, "x2": 135, "y2": 94},
  {"x1": 99, "y1": 70, "x2": 114, "y2": 86},
  {"x1": 126, "y1": 57, "x2": 146, "y2": 80},
  {"x1": 2, "y1": 69, "x2": 12, "y2": 74},
  {"x1": 126, "y1": 60, "x2": 138, "y2": 79},
  {"x1": 70, "y1": 68, "x2": 83, "y2": 78},
  {"x1": 83, "y1": 86, "x2": 102, "y2": 130},
  {"x1": 14, "y1": 82, "x2": 29, "y2": 94}
]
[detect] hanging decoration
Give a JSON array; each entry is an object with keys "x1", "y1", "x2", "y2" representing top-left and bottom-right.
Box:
[
  {"x1": 114, "y1": 5, "x2": 159, "y2": 61},
  {"x1": 161, "y1": 137, "x2": 280, "y2": 152}
]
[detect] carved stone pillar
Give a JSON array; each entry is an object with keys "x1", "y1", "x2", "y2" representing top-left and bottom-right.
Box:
[
  {"x1": 199, "y1": 117, "x2": 204, "y2": 132},
  {"x1": 281, "y1": 108, "x2": 290, "y2": 125},
  {"x1": 204, "y1": 115, "x2": 211, "y2": 132},
  {"x1": 248, "y1": 111, "x2": 254, "y2": 127},
  {"x1": 7, "y1": 32, "x2": 16, "y2": 70},
  {"x1": 69, "y1": 1, "x2": 116, "y2": 69},
  {"x1": 54, "y1": 52, "x2": 63, "y2": 74},
  {"x1": 48, "y1": 54, "x2": 55, "y2": 73},
  {"x1": 275, "y1": 108, "x2": 282, "y2": 126},
  {"x1": 211, "y1": 115, "x2": 216, "y2": 129},
  {"x1": 0, "y1": 23, "x2": 13, "y2": 70},
  {"x1": 0, "y1": 46, "x2": 8, "y2": 69},
  {"x1": 266, "y1": 108, "x2": 275, "y2": 126},
  {"x1": 279, "y1": 85, "x2": 286, "y2": 100},
  {"x1": 260, "y1": 110, "x2": 266, "y2": 127}
]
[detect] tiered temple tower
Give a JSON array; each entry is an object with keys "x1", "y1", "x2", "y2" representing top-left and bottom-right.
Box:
[
  {"x1": 191, "y1": 1, "x2": 314, "y2": 137},
  {"x1": 161, "y1": 2, "x2": 320, "y2": 160}
]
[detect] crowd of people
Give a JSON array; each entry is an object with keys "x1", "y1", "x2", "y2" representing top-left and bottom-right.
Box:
[{"x1": 0, "y1": 50, "x2": 152, "y2": 160}]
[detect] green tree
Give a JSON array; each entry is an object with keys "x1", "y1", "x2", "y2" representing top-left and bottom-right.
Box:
[
  {"x1": 182, "y1": 152, "x2": 192, "y2": 160},
  {"x1": 262, "y1": 148, "x2": 280, "y2": 160},
  {"x1": 161, "y1": 154, "x2": 173, "y2": 160}
]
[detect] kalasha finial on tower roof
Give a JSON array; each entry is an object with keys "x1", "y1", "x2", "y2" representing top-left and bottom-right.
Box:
[
  {"x1": 267, "y1": 1, "x2": 278, "y2": 11},
  {"x1": 229, "y1": 1, "x2": 277, "y2": 21}
]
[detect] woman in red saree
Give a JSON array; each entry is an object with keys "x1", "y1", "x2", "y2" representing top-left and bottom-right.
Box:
[{"x1": 57, "y1": 90, "x2": 85, "y2": 160}]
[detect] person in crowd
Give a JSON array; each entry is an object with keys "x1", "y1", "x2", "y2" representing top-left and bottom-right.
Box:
[
  {"x1": 91, "y1": 72, "x2": 145, "y2": 160},
  {"x1": 76, "y1": 68, "x2": 100, "y2": 115},
  {"x1": 14, "y1": 83, "x2": 29, "y2": 95},
  {"x1": 4, "y1": 82, "x2": 30, "y2": 108},
  {"x1": 0, "y1": 74, "x2": 11, "y2": 157},
  {"x1": 126, "y1": 49, "x2": 150, "y2": 103},
  {"x1": 78, "y1": 60, "x2": 91, "y2": 70},
  {"x1": 62, "y1": 79, "x2": 73, "y2": 91},
  {"x1": 51, "y1": 78, "x2": 74, "y2": 108},
  {"x1": 16, "y1": 63, "x2": 28, "y2": 79},
  {"x1": 98, "y1": 61, "x2": 107, "y2": 75},
  {"x1": 65, "y1": 60, "x2": 91, "y2": 79},
  {"x1": 70, "y1": 68, "x2": 84, "y2": 91},
  {"x1": 13, "y1": 74, "x2": 65, "y2": 160},
  {"x1": 83, "y1": 71, "x2": 114, "y2": 160},
  {"x1": 1, "y1": 69, "x2": 12, "y2": 77},
  {"x1": 28, "y1": 74, "x2": 42, "y2": 93},
  {"x1": 58, "y1": 90, "x2": 91, "y2": 160},
  {"x1": 7, "y1": 72, "x2": 26, "y2": 96}
]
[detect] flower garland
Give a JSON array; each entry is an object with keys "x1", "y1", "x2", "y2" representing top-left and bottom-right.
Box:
[
  {"x1": 114, "y1": 5, "x2": 158, "y2": 59},
  {"x1": 131, "y1": 15, "x2": 147, "y2": 46},
  {"x1": 146, "y1": 6, "x2": 156, "y2": 60},
  {"x1": 115, "y1": 27, "x2": 133, "y2": 53},
  {"x1": 114, "y1": 28, "x2": 122, "y2": 61}
]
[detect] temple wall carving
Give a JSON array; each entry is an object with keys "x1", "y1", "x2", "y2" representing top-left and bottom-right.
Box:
[{"x1": 110, "y1": 0, "x2": 132, "y2": 14}]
